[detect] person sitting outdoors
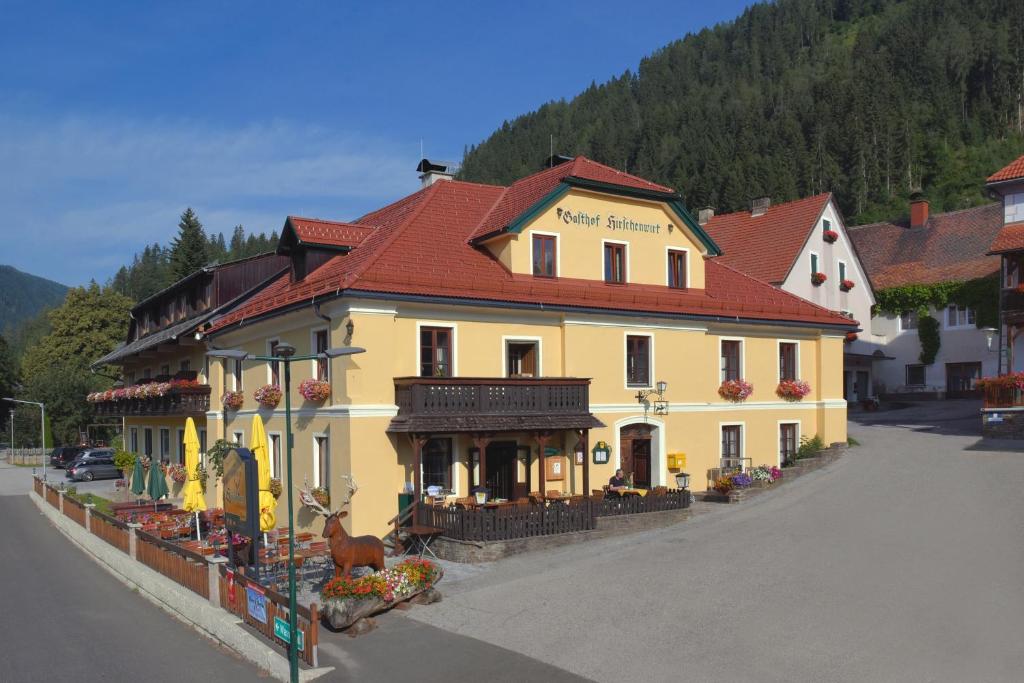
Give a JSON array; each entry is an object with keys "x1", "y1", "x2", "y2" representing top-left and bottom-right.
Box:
[{"x1": 607, "y1": 469, "x2": 628, "y2": 498}]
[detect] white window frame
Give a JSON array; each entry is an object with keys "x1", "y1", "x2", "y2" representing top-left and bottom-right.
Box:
[
  {"x1": 143, "y1": 427, "x2": 153, "y2": 456},
  {"x1": 313, "y1": 433, "x2": 329, "y2": 488},
  {"x1": 822, "y1": 218, "x2": 832, "y2": 235},
  {"x1": 601, "y1": 239, "x2": 630, "y2": 284},
  {"x1": 945, "y1": 303, "x2": 975, "y2": 329},
  {"x1": 905, "y1": 364, "x2": 926, "y2": 387},
  {"x1": 778, "y1": 420, "x2": 801, "y2": 468},
  {"x1": 899, "y1": 310, "x2": 920, "y2": 333},
  {"x1": 719, "y1": 421, "x2": 746, "y2": 470},
  {"x1": 176, "y1": 428, "x2": 185, "y2": 465},
  {"x1": 311, "y1": 326, "x2": 330, "y2": 381},
  {"x1": 198, "y1": 428, "x2": 207, "y2": 465},
  {"x1": 528, "y1": 230, "x2": 560, "y2": 278},
  {"x1": 776, "y1": 339, "x2": 801, "y2": 383},
  {"x1": 420, "y1": 436, "x2": 456, "y2": 494},
  {"x1": 809, "y1": 251, "x2": 820, "y2": 275},
  {"x1": 159, "y1": 428, "x2": 170, "y2": 462},
  {"x1": 266, "y1": 338, "x2": 281, "y2": 385},
  {"x1": 129, "y1": 427, "x2": 139, "y2": 454},
  {"x1": 233, "y1": 430, "x2": 244, "y2": 448},
  {"x1": 233, "y1": 358, "x2": 243, "y2": 391},
  {"x1": 623, "y1": 331, "x2": 654, "y2": 389},
  {"x1": 665, "y1": 246, "x2": 691, "y2": 288},
  {"x1": 414, "y1": 321, "x2": 458, "y2": 377},
  {"x1": 719, "y1": 337, "x2": 745, "y2": 383},
  {"x1": 501, "y1": 335, "x2": 544, "y2": 378},
  {"x1": 837, "y1": 259, "x2": 847, "y2": 284},
  {"x1": 268, "y1": 431, "x2": 282, "y2": 479}
]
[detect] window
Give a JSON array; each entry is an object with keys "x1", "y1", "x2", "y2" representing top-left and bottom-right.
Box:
[
  {"x1": 721, "y1": 340, "x2": 741, "y2": 382},
  {"x1": 721, "y1": 425, "x2": 742, "y2": 467},
  {"x1": 268, "y1": 340, "x2": 281, "y2": 385},
  {"x1": 810, "y1": 252, "x2": 819, "y2": 274},
  {"x1": 900, "y1": 311, "x2": 919, "y2": 331},
  {"x1": 506, "y1": 341, "x2": 538, "y2": 377},
  {"x1": 199, "y1": 429, "x2": 207, "y2": 460},
  {"x1": 129, "y1": 428, "x2": 139, "y2": 454},
  {"x1": 946, "y1": 304, "x2": 975, "y2": 328},
  {"x1": 822, "y1": 218, "x2": 831, "y2": 235},
  {"x1": 838, "y1": 261, "x2": 847, "y2": 282},
  {"x1": 779, "y1": 342, "x2": 798, "y2": 381},
  {"x1": 144, "y1": 429, "x2": 153, "y2": 456},
  {"x1": 668, "y1": 249, "x2": 688, "y2": 289},
  {"x1": 532, "y1": 234, "x2": 556, "y2": 278},
  {"x1": 906, "y1": 364, "x2": 926, "y2": 387},
  {"x1": 314, "y1": 435, "x2": 330, "y2": 488},
  {"x1": 176, "y1": 429, "x2": 185, "y2": 465},
  {"x1": 234, "y1": 359, "x2": 243, "y2": 390},
  {"x1": 420, "y1": 327, "x2": 453, "y2": 377},
  {"x1": 604, "y1": 242, "x2": 626, "y2": 284},
  {"x1": 159, "y1": 428, "x2": 170, "y2": 462},
  {"x1": 202, "y1": 356, "x2": 209, "y2": 384},
  {"x1": 626, "y1": 335, "x2": 651, "y2": 387},
  {"x1": 126, "y1": 370, "x2": 136, "y2": 386},
  {"x1": 269, "y1": 433, "x2": 282, "y2": 478},
  {"x1": 315, "y1": 329, "x2": 329, "y2": 381},
  {"x1": 780, "y1": 423, "x2": 798, "y2": 465},
  {"x1": 422, "y1": 438, "x2": 453, "y2": 491}
]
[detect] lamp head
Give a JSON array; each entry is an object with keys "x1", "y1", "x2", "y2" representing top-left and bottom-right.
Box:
[
  {"x1": 656, "y1": 380, "x2": 668, "y2": 395},
  {"x1": 205, "y1": 349, "x2": 249, "y2": 361},
  {"x1": 274, "y1": 342, "x2": 297, "y2": 358},
  {"x1": 322, "y1": 346, "x2": 366, "y2": 359}
]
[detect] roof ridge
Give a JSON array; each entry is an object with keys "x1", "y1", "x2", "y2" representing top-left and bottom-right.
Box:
[
  {"x1": 851, "y1": 201, "x2": 999, "y2": 229},
  {"x1": 710, "y1": 192, "x2": 831, "y2": 221},
  {"x1": 467, "y1": 184, "x2": 511, "y2": 242},
  {"x1": 289, "y1": 215, "x2": 375, "y2": 228}
]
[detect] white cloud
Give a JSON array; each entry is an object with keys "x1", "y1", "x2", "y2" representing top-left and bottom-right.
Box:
[{"x1": 0, "y1": 116, "x2": 421, "y2": 285}]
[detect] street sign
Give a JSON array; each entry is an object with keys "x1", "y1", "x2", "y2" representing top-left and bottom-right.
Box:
[{"x1": 274, "y1": 616, "x2": 304, "y2": 650}]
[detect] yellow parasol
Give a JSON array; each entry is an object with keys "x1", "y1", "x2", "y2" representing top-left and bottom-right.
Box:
[
  {"x1": 250, "y1": 414, "x2": 276, "y2": 532},
  {"x1": 181, "y1": 417, "x2": 206, "y2": 539}
]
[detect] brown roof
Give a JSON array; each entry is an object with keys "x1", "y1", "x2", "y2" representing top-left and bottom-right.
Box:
[
  {"x1": 848, "y1": 203, "x2": 1002, "y2": 288},
  {"x1": 988, "y1": 154, "x2": 1024, "y2": 184},
  {"x1": 988, "y1": 221, "x2": 1024, "y2": 255},
  {"x1": 207, "y1": 159, "x2": 856, "y2": 334},
  {"x1": 286, "y1": 216, "x2": 376, "y2": 249},
  {"x1": 702, "y1": 194, "x2": 831, "y2": 285}
]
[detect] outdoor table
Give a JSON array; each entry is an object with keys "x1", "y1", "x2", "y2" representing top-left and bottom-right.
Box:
[
  {"x1": 619, "y1": 488, "x2": 647, "y2": 497},
  {"x1": 401, "y1": 524, "x2": 444, "y2": 560}
]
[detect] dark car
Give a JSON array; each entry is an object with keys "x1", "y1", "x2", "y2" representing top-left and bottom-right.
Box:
[
  {"x1": 50, "y1": 446, "x2": 85, "y2": 469},
  {"x1": 66, "y1": 452, "x2": 121, "y2": 482}
]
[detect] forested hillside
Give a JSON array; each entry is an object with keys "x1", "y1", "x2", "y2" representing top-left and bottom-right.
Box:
[
  {"x1": 0, "y1": 265, "x2": 67, "y2": 334},
  {"x1": 460, "y1": 0, "x2": 1024, "y2": 224}
]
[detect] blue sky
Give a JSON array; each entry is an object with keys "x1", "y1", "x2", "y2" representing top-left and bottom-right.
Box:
[{"x1": 0, "y1": 0, "x2": 751, "y2": 287}]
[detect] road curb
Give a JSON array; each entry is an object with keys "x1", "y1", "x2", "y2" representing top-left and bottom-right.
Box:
[{"x1": 29, "y1": 491, "x2": 334, "y2": 682}]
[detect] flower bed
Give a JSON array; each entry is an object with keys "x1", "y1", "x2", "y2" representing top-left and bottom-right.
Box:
[
  {"x1": 811, "y1": 272, "x2": 827, "y2": 286},
  {"x1": 254, "y1": 384, "x2": 283, "y2": 408},
  {"x1": 320, "y1": 559, "x2": 443, "y2": 630},
  {"x1": 718, "y1": 379, "x2": 753, "y2": 402},
  {"x1": 713, "y1": 466, "x2": 781, "y2": 496},
  {"x1": 776, "y1": 379, "x2": 811, "y2": 401},
  {"x1": 299, "y1": 378, "x2": 330, "y2": 402},
  {"x1": 222, "y1": 391, "x2": 244, "y2": 410}
]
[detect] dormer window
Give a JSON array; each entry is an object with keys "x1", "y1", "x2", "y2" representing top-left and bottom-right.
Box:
[{"x1": 532, "y1": 234, "x2": 557, "y2": 278}]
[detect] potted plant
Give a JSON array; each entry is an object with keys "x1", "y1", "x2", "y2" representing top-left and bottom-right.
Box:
[
  {"x1": 776, "y1": 379, "x2": 812, "y2": 401},
  {"x1": 840, "y1": 279, "x2": 855, "y2": 292},
  {"x1": 845, "y1": 331, "x2": 858, "y2": 343},
  {"x1": 718, "y1": 379, "x2": 754, "y2": 402},
  {"x1": 823, "y1": 229, "x2": 839, "y2": 243},
  {"x1": 311, "y1": 486, "x2": 330, "y2": 507},
  {"x1": 167, "y1": 463, "x2": 188, "y2": 485},
  {"x1": 320, "y1": 559, "x2": 443, "y2": 630},
  {"x1": 299, "y1": 378, "x2": 331, "y2": 402},
  {"x1": 222, "y1": 391, "x2": 244, "y2": 411},
  {"x1": 254, "y1": 384, "x2": 283, "y2": 409},
  {"x1": 811, "y1": 272, "x2": 827, "y2": 286}
]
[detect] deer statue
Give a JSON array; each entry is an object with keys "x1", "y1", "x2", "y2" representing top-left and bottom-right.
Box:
[{"x1": 301, "y1": 475, "x2": 386, "y2": 579}]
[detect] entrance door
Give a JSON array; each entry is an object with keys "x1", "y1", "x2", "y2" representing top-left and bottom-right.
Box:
[
  {"x1": 485, "y1": 441, "x2": 517, "y2": 500},
  {"x1": 619, "y1": 424, "x2": 653, "y2": 488},
  {"x1": 631, "y1": 439, "x2": 651, "y2": 488},
  {"x1": 946, "y1": 362, "x2": 982, "y2": 398}
]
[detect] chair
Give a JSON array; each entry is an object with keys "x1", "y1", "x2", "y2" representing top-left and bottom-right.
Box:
[
  {"x1": 651, "y1": 486, "x2": 668, "y2": 496},
  {"x1": 546, "y1": 490, "x2": 562, "y2": 498},
  {"x1": 455, "y1": 496, "x2": 475, "y2": 508},
  {"x1": 591, "y1": 490, "x2": 605, "y2": 500},
  {"x1": 569, "y1": 495, "x2": 584, "y2": 504},
  {"x1": 529, "y1": 493, "x2": 545, "y2": 504},
  {"x1": 515, "y1": 497, "x2": 531, "y2": 506}
]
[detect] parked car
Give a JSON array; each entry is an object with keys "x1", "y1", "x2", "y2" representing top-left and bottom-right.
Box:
[
  {"x1": 49, "y1": 446, "x2": 85, "y2": 469},
  {"x1": 66, "y1": 453, "x2": 122, "y2": 482}
]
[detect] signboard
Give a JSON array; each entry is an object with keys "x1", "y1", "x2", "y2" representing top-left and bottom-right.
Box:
[
  {"x1": 274, "y1": 616, "x2": 304, "y2": 650},
  {"x1": 556, "y1": 206, "x2": 666, "y2": 235},
  {"x1": 223, "y1": 447, "x2": 259, "y2": 540},
  {"x1": 543, "y1": 446, "x2": 561, "y2": 456},
  {"x1": 987, "y1": 413, "x2": 1003, "y2": 423},
  {"x1": 246, "y1": 584, "x2": 268, "y2": 624},
  {"x1": 592, "y1": 441, "x2": 611, "y2": 465},
  {"x1": 545, "y1": 455, "x2": 564, "y2": 481}
]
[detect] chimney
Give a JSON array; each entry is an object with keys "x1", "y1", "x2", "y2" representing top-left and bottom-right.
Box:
[
  {"x1": 698, "y1": 207, "x2": 715, "y2": 225},
  {"x1": 910, "y1": 191, "x2": 929, "y2": 229},
  {"x1": 416, "y1": 158, "x2": 459, "y2": 187},
  {"x1": 751, "y1": 197, "x2": 770, "y2": 217}
]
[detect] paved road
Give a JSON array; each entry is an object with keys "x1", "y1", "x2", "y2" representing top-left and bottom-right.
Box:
[
  {"x1": 0, "y1": 472, "x2": 259, "y2": 681},
  {"x1": 410, "y1": 405, "x2": 1024, "y2": 682}
]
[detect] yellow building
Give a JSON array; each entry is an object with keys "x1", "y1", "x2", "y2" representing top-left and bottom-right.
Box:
[{"x1": 188, "y1": 157, "x2": 854, "y2": 539}]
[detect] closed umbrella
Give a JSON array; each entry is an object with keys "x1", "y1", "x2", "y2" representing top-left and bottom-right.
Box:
[
  {"x1": 147, "y1": 454, "x2": 169, "y2": 507},
  {"x1": 130, "y1": 456, "x2": 146, "y2": 498},
  {"x1": 250, "y1": 415, "x2": 276, "y2": 535},
  {"x1": 181, "y1": 417, "x2": 206, "y2": 541}
]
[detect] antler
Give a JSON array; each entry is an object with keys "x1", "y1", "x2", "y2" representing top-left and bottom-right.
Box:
[
  {"x1": 338, "y1": 474, "x2": 358, "y2": 509},
  {"x1": 298, "y1": 475, "x2": 332, "y2": 517}
]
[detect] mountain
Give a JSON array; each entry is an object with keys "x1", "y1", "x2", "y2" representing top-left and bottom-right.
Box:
[
  {"x1": 460, "y1": 0, "x2": 1024, "y2": 225},
  {"x1": 0, "y1": 265, "x2": 68, "y2": 334}
]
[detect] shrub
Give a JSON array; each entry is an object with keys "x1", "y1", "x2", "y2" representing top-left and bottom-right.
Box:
[
  {"x1": 796, "y1": 434, "x2": 825, "y2": 460},
  {"x1": 113, "y1": 450, "x2": 137, "y2": 473}
]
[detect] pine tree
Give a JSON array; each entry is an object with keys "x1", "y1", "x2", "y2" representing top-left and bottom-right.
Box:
[{"x1": 170, "y1": 208, "x2": 209, "y2": 282}]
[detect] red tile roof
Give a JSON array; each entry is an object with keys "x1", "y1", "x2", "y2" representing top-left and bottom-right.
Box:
[
  {"x1": 987, "y1": 154, "x2": 1024, "y2": 184},
  {"x1": 988, "y1": 221, "x2": 1024, "y2": 255},
  {"x1": 287, "y1": 216, "x2": 375, "y2": 249},
  {"x1": 848, "y1": 203, "x2": 1002, "y2": 289},
  {"x1": 702, "y1": 194, "x2": 831, "y2": 285},
  {"x1": 207, "y1": 160, "x2": 855, "y2": 334},
  {"x1": 467, "y1": 157, "x2": 674, "y2": 242}
]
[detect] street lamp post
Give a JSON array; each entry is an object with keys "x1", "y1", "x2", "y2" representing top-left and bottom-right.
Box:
[
  {"x1": 3, "y1": 398, "x2": 46, "y2": 481},
  {"x1": 207, "y1": 343, "x2": 364, "y2": 683}
]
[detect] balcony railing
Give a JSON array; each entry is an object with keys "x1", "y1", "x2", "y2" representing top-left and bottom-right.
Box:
[
  {"x1": 393, "y1": 377, "x2": 591, "y2": 418},
  {"x1": 90, "y1": 386, "x2": 212, "y2": 417},
  {"x1": 1002, "y1": 287, "x2": 1024, "y2": 324}
]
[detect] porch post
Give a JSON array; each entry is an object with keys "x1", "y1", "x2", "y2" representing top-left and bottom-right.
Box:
[
  {"x1": 581, "y1": 429, "x2": 590, "y2": 497},
  {"x1": 536, "y1": 432, "x2": 550, "y2": 494},
  {"x1": 472, "y1": 434, "x2": 491, "y2": 493},
  {"x1": 412, "y1": 434, "x2": 425, "y2": 525}
]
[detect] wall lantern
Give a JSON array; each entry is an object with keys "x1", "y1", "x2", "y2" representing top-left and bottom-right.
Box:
[
  {"x1": 636, "y1": 381, "x2": 669, "y2": 418},
  {"x1": 345, "y1": 319, "x2": 355, "y2": 343},
  {"x1": 982, "y1": 327, "x2": 998, "y2": 351},
  {"x1": 674, "y1": 471, "x2": 690, "y2": 489}
]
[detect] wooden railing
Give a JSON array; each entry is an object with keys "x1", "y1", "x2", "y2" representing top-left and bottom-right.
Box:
[
  {"x1": 46, "y1": 485, "x2": 60, "y2": 509},
  {"x1": 417, "y1": 499, "x2": 596, "y2": 542},
  {"x1": 218, "y1": 565, "x2": 319, "y2": 667},
  {"x1": 33, "y1": 477, "x2": 44, "y2": 496},
  {"x1": 91, "y1": 511, "x2": 130, "y2": 553},
  {"x1": 593, "y1": 489, "x2": 690, "y2": 516},
  {"x1": 92, "y1": 386, "x2": 212, "y2": 417},
  {"x1": 63, "y1": 495, "x2": 87, "y2": 527},
  {"x1": 394, "y1": 377, "x2": 591, "y2": 418},
  {"x1": 136, "y1": 530, "x2": 210, "y2": 599},
  {"x1": 983, "y1": 384, "x2": 1024, "y2": 409}
]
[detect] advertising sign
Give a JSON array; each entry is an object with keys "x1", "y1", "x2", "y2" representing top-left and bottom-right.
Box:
[
  {"x1": 592, "y1": 441, "x2": 611, "y2": 465},
  {"x1": 223, "y1": 447, "x2": 259, "y2": 539},
  {"x1": 246, "y1": 584, "x2": 268, "y2": 624}
]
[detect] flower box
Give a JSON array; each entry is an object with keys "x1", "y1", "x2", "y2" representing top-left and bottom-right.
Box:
[
  {"x1": 823, "y1": 229, "x2": 839, "y2": 243},
  {"x1": 811, "y1": 272, "x2": 827, "y2": 286},
  {"x1": 299, "y1": 378, "x2": 331, "y2": 402},
  {"x1": 254, "y1": 384, "x2": 283, "y2": 409},
  {"x1": 840, "y1": 279, "x2": 855, "y2": 292},
  {"x1": 222, "y1": 391, "x2": 244, "y2": 411},
  {"x1": 718, "y1": 379, "x2": 753, "y2": 402},
  {"x1": 321, "y1": 560, "x2": 443, "y2": 631},
  {"x1": 776, "y1": 379, "x2": 811, "y2": 401}
]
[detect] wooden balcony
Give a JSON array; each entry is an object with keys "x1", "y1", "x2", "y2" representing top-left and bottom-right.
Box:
[
  {"x1": 92, "y1": 386, "x2": 212, "y2": 418},
  {"x1": 387, "y1": 377, "x2": 603, "y2": 434},
  {"x1": 1002, "y1": 287, "x2": 1024, "y2": 324}
]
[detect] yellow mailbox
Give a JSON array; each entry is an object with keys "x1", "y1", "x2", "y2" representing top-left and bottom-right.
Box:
[{"x1": 667, "y1": 453, "x2": 686, "y2": 470}]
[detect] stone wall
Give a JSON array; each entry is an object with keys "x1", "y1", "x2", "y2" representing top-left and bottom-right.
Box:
[{"x1": 981, "y1": 409, "x2": 1024, "y2": 439}]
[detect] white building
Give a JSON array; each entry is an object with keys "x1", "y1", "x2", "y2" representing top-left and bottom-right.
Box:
[
  {"x1": 986, "y1": 153, "x2": 1024, "y2": 373},
  {"x1": 703, "y1": 193, "x2": 878, "y2": 403}
]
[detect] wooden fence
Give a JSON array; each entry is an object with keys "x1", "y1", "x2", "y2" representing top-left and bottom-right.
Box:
[
  {"x1": 45, "y1": 485, "x2": 60, "y2": 509},
  {"x1": 218, "y1": 565, "x2": 319, "y2": 666},
  {"x1": 136, "y1": 530, "x2": 210, "y2": 599},
  {"x1": 593, "y1": 489, "x2": 690, "y2": 517},
  {"x1": 91, "y1": 511, "x2": 130, "y2": 554},
  {"x1": 33, "y1": 477, "x2": 44, "y2": 496},
  {"x1": 62, "y1": 494, "x2": 87, "y2": 527}
]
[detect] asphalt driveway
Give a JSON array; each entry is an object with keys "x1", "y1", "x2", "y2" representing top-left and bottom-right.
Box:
[{"x1": 408, "y1": 408, "x2": 1024, "y2": 682}]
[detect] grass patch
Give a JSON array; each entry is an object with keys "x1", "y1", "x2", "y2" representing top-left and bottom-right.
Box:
[
  {"x1": 847, "y1": 436, "x2": 861, "y2": 447},
  {"x1": 66, "y1": 490, "x2": 115, "y2": 516}
]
